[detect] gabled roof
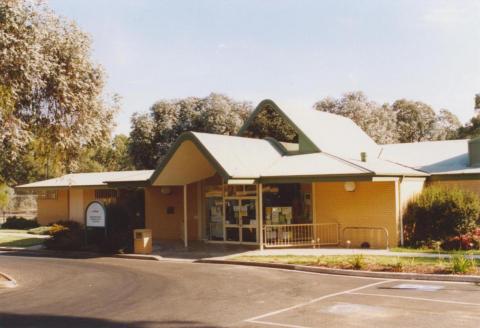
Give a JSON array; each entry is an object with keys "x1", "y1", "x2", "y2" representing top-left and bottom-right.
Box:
[
  {"x1": 16, "y1": 170, "x2": 153, "y2": 190},
  {"x1": 261, "y1": 153, "x2": 427, "y2": 179},
  {"x1": 239, "y1": 99, "x2": 380, "y2": 161},
  {"x1": 149, "y1": 132, "x2": 283, "y2": 185},
  {"x1": 379, "y1": 139, "x2": 470, "y2": 174},
  {"x1": 149, "y1": 130, "x2": 427, "y2": 185}
]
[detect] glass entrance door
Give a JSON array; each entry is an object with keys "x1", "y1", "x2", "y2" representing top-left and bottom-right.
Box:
[{"x1": 225, "y1": 198, "x2": 257, "y2": 243}]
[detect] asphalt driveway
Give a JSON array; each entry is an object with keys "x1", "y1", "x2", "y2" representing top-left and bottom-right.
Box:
[{"x1": 0, "y1": 252, "x2": 479, "y2": 327}]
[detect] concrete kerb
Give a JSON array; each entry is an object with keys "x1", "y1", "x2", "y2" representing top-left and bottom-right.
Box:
[
  {"x1": 0, "y1": 271, "x2": 17, "y2": 288},
  {"x1": 198, "y1": 258, "x2": 480, "y2": 283}
]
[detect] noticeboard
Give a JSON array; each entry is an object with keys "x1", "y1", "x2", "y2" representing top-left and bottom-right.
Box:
[{"x1": 85, "y1": 201, "x2": 106, "y2": 228}]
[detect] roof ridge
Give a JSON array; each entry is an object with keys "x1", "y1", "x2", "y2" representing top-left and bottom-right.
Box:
[{"x1": 319, "y1": 152, "x2": 374, "y2": 174}]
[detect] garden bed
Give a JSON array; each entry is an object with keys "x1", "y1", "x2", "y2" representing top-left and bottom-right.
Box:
[{"x1": 232, "y1": 255, "x2": 480, "y2": 275}]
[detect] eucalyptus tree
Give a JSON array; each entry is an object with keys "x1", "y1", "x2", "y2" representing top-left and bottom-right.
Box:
[
  {"x1": 0, "y1": 0, "x2": 118, "y2": 183},
  {"x1": 314, "y1": 91, "x2": 398, "y2": 144},
  {"x1": 129, "y1": 93, "x2": 251, "y2": 169}
]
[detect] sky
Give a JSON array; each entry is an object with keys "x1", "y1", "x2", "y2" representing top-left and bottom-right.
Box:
[{"x1": 48, "y1": 0, "x2": 480, "y2": 135}]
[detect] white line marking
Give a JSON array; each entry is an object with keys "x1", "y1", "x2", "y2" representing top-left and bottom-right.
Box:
[
  {"x1": 348, "y1": 292, "x2": 480, "y2": 306},
  {"x1": 244, "y1": 279, "x2": 393, "y2": 323},
  {"x1": 248, "y1": 319, "x2": 310, "y2": 328}
]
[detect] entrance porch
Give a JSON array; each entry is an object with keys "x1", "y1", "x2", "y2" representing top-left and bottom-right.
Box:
[
  {"x1": 145, "y1": 178, "x2": 397, "y2": 250},
  {"x1": 145, "y1": 133, "x2": 402, "y2": 250}
]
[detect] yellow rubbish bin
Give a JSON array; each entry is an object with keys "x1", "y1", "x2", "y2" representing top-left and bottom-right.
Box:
[{"x1": 133, "y1": 229, "x2": 152, "y2": 254}]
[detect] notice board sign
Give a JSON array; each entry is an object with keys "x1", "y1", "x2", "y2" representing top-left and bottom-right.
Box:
[{"x1": 85, "y1": 201, "x2": 106, "y2": 228}]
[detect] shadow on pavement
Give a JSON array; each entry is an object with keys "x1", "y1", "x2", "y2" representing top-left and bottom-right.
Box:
[
  {"x1": 152, "y1": 240, "x2": 256, "y2": 259},
  {"x1": 0, "y1": 249, "x2": 106, "y2": 260},
  {"x1": 0, "y1": 313, "x2": 221, "y2": 328}
]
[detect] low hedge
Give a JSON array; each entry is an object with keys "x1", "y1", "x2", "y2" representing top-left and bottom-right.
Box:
[{"x1": 1, "y1": 216, "x2": 39, "y2": 230}]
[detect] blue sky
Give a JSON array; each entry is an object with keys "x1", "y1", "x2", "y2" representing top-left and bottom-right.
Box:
[{"x1": 49, "y1": 0, "x2": 480, "y2": 135}]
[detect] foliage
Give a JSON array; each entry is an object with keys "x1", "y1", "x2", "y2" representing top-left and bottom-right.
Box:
[
  {"x1": 403, "y1": 187, "x2": 480, "y2": 248},
  {"x1": 1, "y1": 216, "x2": 39, "y2": 229},
  {"x1": 77, "y1": 134, "x2": 134, "y2": 172},
  {"x1": 315, "y1": 91, "x2": 398, "y2": 144},
  {"x1": 44, "y1": 220, "x2": 84, "y2": 250},
  {"x1": 28, "y1": 226, "x2": 53, "y2": 235},
  {"x1": 435, "y1": 109, "x2": 461, "y2": 140},
  {"x1": 450, "y1": 255, "x2": 476, "y2": 274},
  {"x1": 242, "y1": 103, "x2": 298, "y2": 142},
  {"x1": 392, "y1": 99, "x2": 437, "y2": 142},
  {"x1": 129, "y1": 93, "x2": 251, "y2": 169},
  {"x1": 0, "y1": 0, "x2": 118, "y2": 184},
  {"x1": 441, "y1": 228, "x2": 480, "y2": 251},
  {"x1": 458, "y1": 116, "x2": 480, "y2": 139},
  {"x1": 0, "y1": 184, "x2": 12, "y2": 218},
  {"x1": 314, "y1": 92, "x2": 461, "y2": 144},
  {"x1": 348, "y1": 254, "x2": 366, "y2": 270}
]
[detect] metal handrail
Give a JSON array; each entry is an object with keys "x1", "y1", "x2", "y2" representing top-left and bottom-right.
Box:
[
  {"x1": 342, "y1": 226, "x2": 389, "y2": 249},
  {"x1": 262, "y1": 223, "x2": 339, "y2": 248}
]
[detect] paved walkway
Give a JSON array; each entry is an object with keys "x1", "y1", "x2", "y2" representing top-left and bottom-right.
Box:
[
  {"x1": 235, "y1": 247, "x2": 480, "y2": 259},
  {"x1": 150, "y1": 241, "x2": 480, "y2": 260}
]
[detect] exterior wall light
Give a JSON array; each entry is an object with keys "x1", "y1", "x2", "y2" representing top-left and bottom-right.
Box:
[
  {"x1": 160, "y1": 186, "x2": 172, "y2": 195},
  {"x1": 344, "y1": 181, "x2": 356, "y2": 192}
]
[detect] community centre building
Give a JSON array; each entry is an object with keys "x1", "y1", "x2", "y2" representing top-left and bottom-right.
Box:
[{"x1": 16, "y1": 100, "x2": 480, "y2": 249}]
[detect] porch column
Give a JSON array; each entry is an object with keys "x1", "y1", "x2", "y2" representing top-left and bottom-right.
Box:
[
  {"x1": 183, "y1": 184, "x2": 188, "y2": 248},
  {"x1": 258, "y1": 183, "x2": 264, "y2": 250}
]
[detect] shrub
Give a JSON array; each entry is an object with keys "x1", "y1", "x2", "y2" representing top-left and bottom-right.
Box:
[
  {"x1": 450, "y1": 255, "x2": 476, "y2": 274},
  {"x1": 1, "y1": 216, "x2": 39, "y2": 229},
  {"x1": 388, "y1": 258, "x2": 404, "y2": 272},
  {"x1": 94, "y1": 203, "x2": 133, "y2": 253},
  {"x1": 403, "y1": 186, "x2": 480, "y2": 248},
  {"x1": 348, "y1": 255, "x2": 365, "y2": 270},
  {"x1": 44, "y1": 220, "x2": 84, "y2": 250},
  {"x1": 28, "y1": 226, "x2": 53, "y2": 235}
]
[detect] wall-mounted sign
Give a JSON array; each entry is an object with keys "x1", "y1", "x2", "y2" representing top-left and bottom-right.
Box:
[{"x1": 85, "y1": 201, "x2": 106, "y2": 228}]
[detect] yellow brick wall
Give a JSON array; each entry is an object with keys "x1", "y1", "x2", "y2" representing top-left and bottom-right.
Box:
[
  {"x1": 37, "y1": 189, "x2": 69, "y2": 225},
  {"x1": 429, "y1": 179, "x2": 480, "y2": 196},
  {"x1": 145, "y1": 185, "x2": 200, "y2": 241},
  {"x1": 314, "y1": 181, "x2": 398, "y2": 248}
]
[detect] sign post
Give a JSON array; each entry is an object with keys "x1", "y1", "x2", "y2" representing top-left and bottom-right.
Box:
[{"x1": 85, "y1": 201, "x2": 107, "y2": 245}]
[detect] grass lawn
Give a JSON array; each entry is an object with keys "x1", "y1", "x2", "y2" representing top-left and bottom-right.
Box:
[
  {"x1": 0, "y1": 231, "x2": 45, "y2": 247},
  {"x1": 0, "y1": 229, "x2": 30, "y2": 234},
  {"x1": 390, "y1": 246, "x2": 480, "y2": 255},
  {"x1": 233, "y1": 255, "x2": 480, "y2": 275}
]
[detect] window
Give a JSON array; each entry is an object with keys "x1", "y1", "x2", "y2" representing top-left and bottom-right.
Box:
[
  {"x1": 37, "y1": 190, "x2": 58, "y2": 200},
  {"x1": 95, "y1": 189, "x2": 118, "y2": 200}
]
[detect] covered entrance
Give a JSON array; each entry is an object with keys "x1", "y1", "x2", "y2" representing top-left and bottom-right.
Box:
[{"x1": 204, "y1": 183, "x2": 259, "y2": 244}]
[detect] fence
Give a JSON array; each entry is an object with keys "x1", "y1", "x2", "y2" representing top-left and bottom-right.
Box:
[
  {"x1": 342, "y1": 226, "x2": 389, "y2": 249},
  {"x1": 263, "y1": 223, "x2": 339, "y2": 248}
]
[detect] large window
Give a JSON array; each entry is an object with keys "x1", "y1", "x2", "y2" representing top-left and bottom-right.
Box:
[
  {"x1": 37, "y1": 190, "x2": 58, "y2": 200},
  {"x1": 95, "y1": 189, "x2": 118, "y2": 201},
  {"x1": 262, "y1": 183, "x2": 312, "y2": 225}
]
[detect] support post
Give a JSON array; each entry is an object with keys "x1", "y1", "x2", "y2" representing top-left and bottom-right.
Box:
[
  {"x1": 258, "y1": 183, "x2": 264, "y2": 250},
  {"x1": 183, "y1": 184, "x2": 188, "y2": 248}
]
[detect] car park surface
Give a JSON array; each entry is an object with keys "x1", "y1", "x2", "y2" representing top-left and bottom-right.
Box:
[{"x1": 0, "y1": 253, "x2": 479, "y2": 328}]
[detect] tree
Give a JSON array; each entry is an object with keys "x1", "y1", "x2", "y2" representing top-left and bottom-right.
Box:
[
  {"x1": 458, "y1": 94, "x2": 480, "y2": 139},
  {"x1": 314, "y1": 91, "x2": 398, "y2": 144},
  {"x1": 434, "y1": 109, "x2": 461, "y2": 140},
  {"x1": 77, "y1": 135, "x2": 134, "y2": 172},
  {"x1": 129, "y1": 93, "x2": 252, "y2": 169},
  {"x1": 0, "y1": 184, "x2": 12, "y2": 220},
  {"x1": 392, "y1": 99, "x2": 438, "y2": 143},
  {"x1": 0, "y1": 1, "x2": 118, "y2": 184},
  {"x1": 242, "y1": 103, "x2": 298, "y2": 142}
]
